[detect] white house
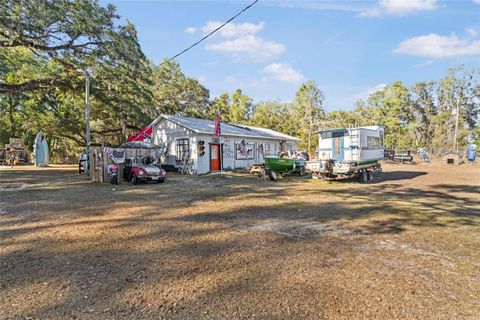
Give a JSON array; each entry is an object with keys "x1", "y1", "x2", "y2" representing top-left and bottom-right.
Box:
[{"x1": 150, "y1": 115, "x2": 300, "y2": 174}]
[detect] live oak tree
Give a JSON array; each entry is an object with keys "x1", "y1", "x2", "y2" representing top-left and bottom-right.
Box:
[
  {"x1": 0, "y1": 0, "x2": 154, "y2": 150},
  {"x1": 152, "y1": 59, "x2": 210, "y2": 118}
]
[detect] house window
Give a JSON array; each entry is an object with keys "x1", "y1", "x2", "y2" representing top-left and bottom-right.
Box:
[{"x1": 176, "y1": 138, "x2": 189, "y2": 158}]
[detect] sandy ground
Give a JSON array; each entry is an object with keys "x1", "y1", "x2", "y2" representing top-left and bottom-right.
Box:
[{"x1": 0, "y1": 163, "x2": 479, "y2": 319}]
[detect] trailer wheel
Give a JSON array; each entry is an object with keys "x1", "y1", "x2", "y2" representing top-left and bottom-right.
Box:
[
  {"x1": 367, "y1": 170, "x2": 374, "y2": 183},
  {"x1": 268, "y1": 170, "x2": 278, "y2": 181},
  {"x1": 299, "y1": 167, "x2": 305, "y2": 176},
  {"x1": 359, "y1": 170, "x2": 368, "y2": 183}
]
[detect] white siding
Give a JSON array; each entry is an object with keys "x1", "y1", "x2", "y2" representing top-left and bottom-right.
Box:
[{"x1": 153, "y1": 118, "x2": 298, "y2": 174}]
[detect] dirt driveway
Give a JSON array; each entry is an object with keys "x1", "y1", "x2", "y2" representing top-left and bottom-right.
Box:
[{"x1": 1, "y1": 163, "x2": 479, "y2": 319}]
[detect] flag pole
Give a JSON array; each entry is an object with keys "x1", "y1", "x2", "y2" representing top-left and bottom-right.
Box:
[{"x1": 219, "y1": 125, "x2": 223, "y2": 176}]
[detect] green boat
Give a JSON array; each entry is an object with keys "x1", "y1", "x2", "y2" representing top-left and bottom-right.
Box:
[{"x1": 264, "y1": 156, "x2": 306, "y2": 181}]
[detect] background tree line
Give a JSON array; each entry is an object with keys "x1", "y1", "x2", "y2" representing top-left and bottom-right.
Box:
[{"x1": 1, "y1": 0, "x2": 479, "y2": 161}]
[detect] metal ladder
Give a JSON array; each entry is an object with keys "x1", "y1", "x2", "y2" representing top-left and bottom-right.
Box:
[{"x1": 348, "y1": 123, "x2": 360, "y2": 162}]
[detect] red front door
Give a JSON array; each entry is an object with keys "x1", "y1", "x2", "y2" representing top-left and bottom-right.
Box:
[{"x1": 210, "y1": 144, "x2": 220, "y2": 171}]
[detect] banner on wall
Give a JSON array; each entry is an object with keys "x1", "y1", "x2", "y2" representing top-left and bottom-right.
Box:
[
  {"x1": 103, "y1": 147, "x2": 125, "y2": 164},
  {"x1": 235, "y1": 140, "x2": 254, "y2": 160}
]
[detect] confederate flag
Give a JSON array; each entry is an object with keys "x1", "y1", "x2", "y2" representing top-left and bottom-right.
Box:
[
  {"x1": 128, "y1": 125, "x2": 153, "y2": 142},
  {"x1": 214, "y1": 108, "x2": 221, "y2": 137}
]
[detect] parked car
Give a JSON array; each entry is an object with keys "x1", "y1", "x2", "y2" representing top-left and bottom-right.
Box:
[{"x1": 123, "y1": 156, "x2": 166, "y2": 184}]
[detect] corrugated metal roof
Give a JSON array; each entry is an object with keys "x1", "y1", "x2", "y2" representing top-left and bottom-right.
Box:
[
  {"x1": 317, "y1": 126, "x2": 383, "y2": 133},
  {"x1": 152, "y1": 114, "x2": 300, "y2": 141}
]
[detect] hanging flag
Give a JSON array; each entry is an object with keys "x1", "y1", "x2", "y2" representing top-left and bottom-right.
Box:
[
  {"x1": 128, "y1": 125, "x2": 153, "y2": 142},
  {"x1": 103, "y1": 147, "x2": 125, "y2": 164},
  {"x1": 258, "y1": 143, "x2": 264, "y2": 157},
  {"x1": 214, "y1": 108, "x2": 221, "y2": 137}
]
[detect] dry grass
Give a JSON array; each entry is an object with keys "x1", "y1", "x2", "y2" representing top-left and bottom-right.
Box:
[{"x1": 1, "y1": 163, "x2": 479, "y2": 319}]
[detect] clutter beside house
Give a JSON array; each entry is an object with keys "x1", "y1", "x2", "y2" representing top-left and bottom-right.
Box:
[
  {"x1": 1, "y1": 138, "x2": 28, "y2": 166},
  {"x1": 466, "y1": 143, "x2": 477, "y2": 163},
  {"x1": 89, "y1": 141, "x2": 166, "y2": 184},
  {"x1": 442, "y1": 150, "x2": 460, "y2": 165}
]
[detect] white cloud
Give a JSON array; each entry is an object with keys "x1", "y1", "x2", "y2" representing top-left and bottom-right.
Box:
[
  {"x1": 355, "y1": 84, "x2": 387, "y2": 101},
  {"x1": 361, "y1": 0, "x2": 437, "y2": 17},
  {"x1": 184, "y1": 27, "x2": 197, "y2": 34},
  {"x1": 202, "y1": 21, "x2": 265, "y2": 38},
  {"x1": 202, "y1": 20, "x2": 285, "y2": 62},
  {"x1": 206, "y1": 35, "x2": 286, "y2": 61},
  {"x1": 466, "y1": 28, "x2": 478, "y2": 37},
  {"x1": 394, "y1": 33, "x2": 480, "y2": 58},
  {"x1": 262, "y1": 63, "x2": 305, "y2": 83}
]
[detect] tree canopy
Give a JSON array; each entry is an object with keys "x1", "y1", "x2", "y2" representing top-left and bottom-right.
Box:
[{"x1": 0, "y1": 0, "x2": 478, "y2": 161}]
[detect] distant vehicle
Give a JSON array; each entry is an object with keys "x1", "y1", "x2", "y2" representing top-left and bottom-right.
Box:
[{"x1": 123, "y1": 156, "x2": 166, "y2": 185}]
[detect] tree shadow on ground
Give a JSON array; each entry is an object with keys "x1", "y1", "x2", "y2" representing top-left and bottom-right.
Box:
[{"x1": 1, "y1": 167, "x2": 479, "y2": 319}]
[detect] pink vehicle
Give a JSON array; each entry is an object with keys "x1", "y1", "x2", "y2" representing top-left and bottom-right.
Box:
[{"x1": 123, "y1": 156, "x2": 166, "y2": 185}]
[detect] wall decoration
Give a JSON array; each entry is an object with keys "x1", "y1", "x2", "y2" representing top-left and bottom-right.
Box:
[
  {"x1": 235, "y1": 140, "x2": 254, "y2": 160},
  {"x1": 223, "y1": 142, "x2": 234, "y2": 159}
]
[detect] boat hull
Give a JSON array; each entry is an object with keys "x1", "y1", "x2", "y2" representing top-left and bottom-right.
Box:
[{"x1": 264, "y1": 157, "x2": 305, "y2": 171}]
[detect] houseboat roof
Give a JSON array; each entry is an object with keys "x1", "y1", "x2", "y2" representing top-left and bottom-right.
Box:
[
  {"x1": 152, "y1": 114, "x2": 300, "y2": 141},
  {"x1": 317, "y1": 126, "x2": 383, "y2": 133}
]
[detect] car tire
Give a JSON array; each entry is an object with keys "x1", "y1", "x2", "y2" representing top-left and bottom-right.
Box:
[
  {"x1": 299, "y1": 167, "x2": 305, "y2": 176},
  {"x1": 157, "y1": 178, "x2": 165, "y2": 183},
  {"x1": 130, "y1": 174, "x2": 138, "y2": 185}
]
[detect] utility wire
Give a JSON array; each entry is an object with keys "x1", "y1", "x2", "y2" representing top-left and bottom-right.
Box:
[{"x1": 163, "y1": 0, "x2": 259, "y2": 65}]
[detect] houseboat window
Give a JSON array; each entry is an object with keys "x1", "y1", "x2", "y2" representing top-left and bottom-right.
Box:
[
  {"x1": 175, "y1": 138, "x2": 189, "y2": 158},
  {"x1": 367, "y1": 136, "x2": 381, "y2": 149},
  {"x1": 380, "y1": 132, "x2": 384, "y2": 147},
  {"x1": 335, "y1": 137, "x2": 341, "y2": 155}
]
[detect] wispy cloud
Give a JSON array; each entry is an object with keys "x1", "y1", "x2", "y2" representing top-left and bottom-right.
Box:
[
  {"x1": 261, "y1": 1, "x2": 367, "y2": 13},
  {"x1": 262, "y1": 0, "x2": 437, "y2": 17},
  {"x1": 411, "y1": 60, "x2": 435, "y2": 69},
  {"x1": 184, "y1": 27, "x2": 197, "y2": 34},
  {"x1": 361, "y1": 0, "x2": 437, "y2": 17},
  {"x1": 394, "y1": 33, "x2": 480, "y2": 58},
  {"x1": 354, "y1": 84, "x2": 387, "y2": 101},
  {"x1": 466, "y1": 27, "x2": 478, "y2": 37},
  {"x1": 262, "y1": 63, "x2": 305, "y2": 83}
]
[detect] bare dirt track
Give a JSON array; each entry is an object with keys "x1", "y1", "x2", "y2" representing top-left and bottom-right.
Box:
[{"x1": 1, "y1": 163, "x2": 479, "y2": 319}]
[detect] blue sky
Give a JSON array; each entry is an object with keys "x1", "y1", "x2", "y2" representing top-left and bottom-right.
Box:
[{"x1": 108, "y1": 0, "x2": 480, "y2": 111}]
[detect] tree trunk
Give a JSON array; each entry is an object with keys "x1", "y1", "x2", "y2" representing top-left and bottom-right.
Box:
[{"x1": 8, "y1": 94, "x2": 16, "y2": 137}]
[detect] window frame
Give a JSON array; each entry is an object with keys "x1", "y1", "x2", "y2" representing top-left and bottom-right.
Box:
[{"x1": 175, "y1": 138, "x2": 190, "y2": 158}]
